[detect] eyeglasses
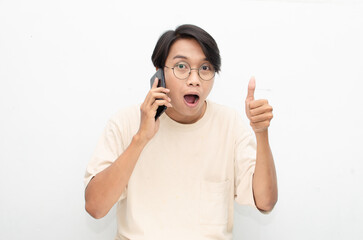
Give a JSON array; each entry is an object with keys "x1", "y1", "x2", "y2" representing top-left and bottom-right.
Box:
[{"x1": 164, "y1": 62, "x2": 215, "y2": 81}]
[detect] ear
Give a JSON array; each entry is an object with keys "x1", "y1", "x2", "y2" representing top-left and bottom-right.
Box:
[{"x1": 156, "y1": 67, "x2": 159, "y2": 71}]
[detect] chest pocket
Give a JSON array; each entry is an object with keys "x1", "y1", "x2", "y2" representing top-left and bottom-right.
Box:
[{"x1": 199, "y1": 179, "x2": 230, "y2": 225}]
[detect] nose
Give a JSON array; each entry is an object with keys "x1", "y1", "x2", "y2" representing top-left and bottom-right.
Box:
[{"x1": 186, "y1": 69, "x2": 201, "y2": 87}]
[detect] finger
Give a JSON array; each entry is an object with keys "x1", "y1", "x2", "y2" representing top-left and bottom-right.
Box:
[
  {"x1": 144, "y1": 90, "x2": 155, "y2": 107},
  {"x1": 249, "y1": 104, "x2": 273, "y2": 116},
  {"x1": 151, "y1": 99, "x2": 172, "y2": 111},
  {"x1": 145, "y1": 87, "x2": 170, "y2": 107},
  {"x1": 144, "y1": 100, "x2": 165, "y2": 119},
  {"x1": 151, "y1": 92, "x2": 171, "y2": 102},
  {"x1": 152, "y1": 77, "x2": 159, "y2": 89},
  {"x1": 152, "y1": 87, "x2": 170, "y2": 94},
  {"x1": 146, "y1": 90, "x2": 171, "y2": 107},
  {"x1": 250, "y1": 112, "x2": 273, "y2": 123},
  {"x1": 246, "y1": 76, "x2": 256, "y2": 102},
  {"x1": 249, "y1": 99, "x2": 268, "y2": 109}
]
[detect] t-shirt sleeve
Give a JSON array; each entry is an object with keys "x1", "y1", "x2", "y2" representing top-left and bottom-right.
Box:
[
  {"x1": 233, "y1": 112, "x2": 257, "y2": 207},
  {"x1": 84, "y1": 118, "x2": 127, "y2": 202}
]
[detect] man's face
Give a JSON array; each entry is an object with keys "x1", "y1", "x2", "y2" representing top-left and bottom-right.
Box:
[{"x1": 163, "y1": 38, "x2": 214, "y2": 124}]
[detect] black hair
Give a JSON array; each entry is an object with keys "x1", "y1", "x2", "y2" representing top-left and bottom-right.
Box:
[{"x1": 151, "y1": 24, "x2": 221, "y2": 73}]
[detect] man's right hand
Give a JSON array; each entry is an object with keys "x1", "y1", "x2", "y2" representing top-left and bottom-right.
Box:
[{"x1": 136, "y1": 77, "x2": 172, "y2": 142}]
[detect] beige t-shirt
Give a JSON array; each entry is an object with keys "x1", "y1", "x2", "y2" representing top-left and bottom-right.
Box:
[{"x1": 84, "y1": 100, "x2": 257, "y2": 240}]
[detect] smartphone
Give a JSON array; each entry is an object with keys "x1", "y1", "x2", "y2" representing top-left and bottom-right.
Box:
[{"x1": 150, "y1": 69, "x2": 167, "y2": 120}]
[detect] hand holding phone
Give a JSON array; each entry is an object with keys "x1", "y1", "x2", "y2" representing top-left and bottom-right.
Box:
[{"x1": 137, "y1": 70, "x2": 170, "y2": 143}]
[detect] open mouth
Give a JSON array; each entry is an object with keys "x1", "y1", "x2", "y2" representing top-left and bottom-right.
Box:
[{"x1": 184, "y1": 94, "x2": 200, "y2": 107}]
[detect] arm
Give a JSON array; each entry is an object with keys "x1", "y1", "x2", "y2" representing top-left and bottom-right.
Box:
[
  {"x1": 85, "y1": 134, "x2": 148, "y2": 219},
  {"x1": 253, "y1": 130, "x2": 277, "y2": 212},
  {"x1": 85, "y1": 78, "x2": 172, "y2": 219},
  {"x1": 245, "y1": 77, "x2": 278, "y2": 212}
]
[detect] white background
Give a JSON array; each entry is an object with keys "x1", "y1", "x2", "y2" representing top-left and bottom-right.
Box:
[{"x1": 1, "y1": 0, "x2": 362, "y2": 239}]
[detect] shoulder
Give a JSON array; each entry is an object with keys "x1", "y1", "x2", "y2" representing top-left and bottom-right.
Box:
[
  {"x1": 207, "y1": 100, "x2": 240, "y2": 121},
  {"x1": 107, "y1": 104, "x2": 141, "y2": 131},
  {"x1": 99, "y1": 104, "x2": 141, "y2": 148},
  {"x1": 207, "y1": 100, "x2": 250, "y2": 133},
  {"x1": 111, "y1": 104, "x2": 140, "y2": 122}
]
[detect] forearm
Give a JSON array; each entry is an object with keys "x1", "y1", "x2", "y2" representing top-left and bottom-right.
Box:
[
  {"x1": 85, "y1": 134, "x2": 148, "y2": 219},
  {"x1": 252, "y1": 130, "x2": 278, "y2": 212}
]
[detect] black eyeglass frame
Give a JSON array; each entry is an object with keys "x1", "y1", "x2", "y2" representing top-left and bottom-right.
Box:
[{"x1": 164, "y1": 62, "x2": 215, "y2": 81}]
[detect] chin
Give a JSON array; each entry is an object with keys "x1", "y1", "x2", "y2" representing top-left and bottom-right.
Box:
[{"x1": 183, "y1": 99, "x2": 206, "y2": 116}]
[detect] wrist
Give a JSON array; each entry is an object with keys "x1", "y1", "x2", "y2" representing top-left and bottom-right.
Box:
[
  {"x1": 255, "y1": 129, "x2": 269, "y2": 142},
  {"x1": 133, "y1": 132, "x2": 149, "y2": 148}
]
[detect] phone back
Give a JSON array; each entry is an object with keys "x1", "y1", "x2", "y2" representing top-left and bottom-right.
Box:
[
  {"x1": 150, "y1": 69, "x2": 166, "y2": 88},
  {"x1": 150, "y1": 69, "x2": 167, "y2": 119}
]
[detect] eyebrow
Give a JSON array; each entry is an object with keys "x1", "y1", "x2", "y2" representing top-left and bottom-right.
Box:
[
  {"x1": 173, "y1": 55, "x2": 188, "y2": 60},
  {"x1": 172, "y1": 55, "x2": 208, "y2": 61}
]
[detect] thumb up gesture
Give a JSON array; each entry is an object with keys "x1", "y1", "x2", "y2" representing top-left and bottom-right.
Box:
[{"x1": 245, "y1": 77, "x2": 273, "y2": 133}]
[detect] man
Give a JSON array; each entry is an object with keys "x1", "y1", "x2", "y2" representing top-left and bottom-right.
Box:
[{"x1": 84, "y1": 24, "x2": 277, "y2": 239}]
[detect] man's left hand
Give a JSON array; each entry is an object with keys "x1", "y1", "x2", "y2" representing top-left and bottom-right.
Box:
[{"x1": 245, "y1": 76, "x2": 273, "y2": 133}]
